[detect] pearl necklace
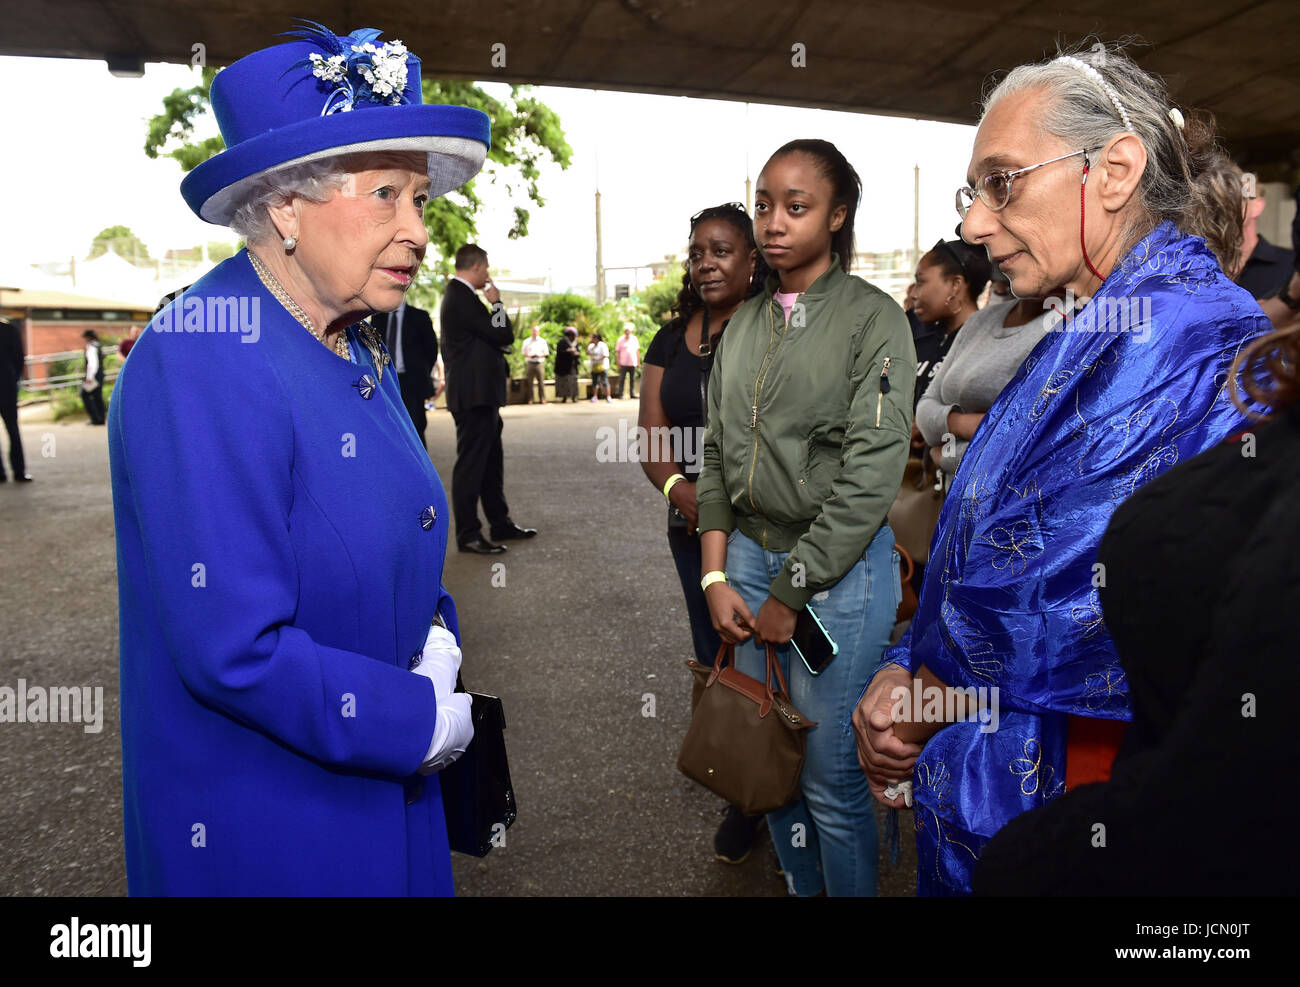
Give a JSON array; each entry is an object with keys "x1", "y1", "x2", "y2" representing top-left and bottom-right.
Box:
[{"x1": 249, "y1": 250, "x2": 351, "y2": 360}]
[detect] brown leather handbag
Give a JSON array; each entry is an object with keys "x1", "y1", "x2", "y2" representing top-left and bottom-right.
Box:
[{"x1": 677, "y1": 642, "x2": 817, "y2": 816}]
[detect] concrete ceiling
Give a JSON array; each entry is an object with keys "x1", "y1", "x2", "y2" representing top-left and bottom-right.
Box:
[{"x1": 4, "y1": 0, "x2": 1297, "y2": 172}]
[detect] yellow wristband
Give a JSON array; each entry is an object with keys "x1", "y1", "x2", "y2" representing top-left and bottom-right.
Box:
[
  {"x1": 662, "y1": 473, "x2": 687, "y2": 499},
  {"x1": 700, "y1": 570, "x2": 727, "y2": 591}
]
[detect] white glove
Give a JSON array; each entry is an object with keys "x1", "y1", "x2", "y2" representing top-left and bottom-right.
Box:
[
  {"x1": 411, "y1": 624, "x2": 462, "y2": 698},
  {"x1": 419, "y1": 692, "x2": 474, "y2": 774},
  {"x1": 411, "y1": 622, "x2": 472, "y2": 773}
]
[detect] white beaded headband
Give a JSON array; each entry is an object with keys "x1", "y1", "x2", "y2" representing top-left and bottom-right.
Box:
[{"x1": 1054, "y1": 55, "x2": 1133, "y2": 132}]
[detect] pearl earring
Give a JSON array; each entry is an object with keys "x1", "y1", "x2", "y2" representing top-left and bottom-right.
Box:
[{"x1": 283, "y1": 235, "x2": 298, "y2": 251}]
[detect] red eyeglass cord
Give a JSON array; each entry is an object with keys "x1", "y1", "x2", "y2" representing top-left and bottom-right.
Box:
[{"x1": 1080, "y1": 158, "x2": 1106, "y2": 282}]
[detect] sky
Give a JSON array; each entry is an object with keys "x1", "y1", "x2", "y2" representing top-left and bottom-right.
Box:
[{"x1": 0, "y1": 56, "x2": 979, "y2": 293}]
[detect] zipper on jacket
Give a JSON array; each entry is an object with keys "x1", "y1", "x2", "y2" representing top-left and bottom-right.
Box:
[
  {"x1": 876, "y1": 356, "x2": 892, "y2": 427},
  {"x1": 746, "y1": 300, "x2": 782, "y2": 520}
]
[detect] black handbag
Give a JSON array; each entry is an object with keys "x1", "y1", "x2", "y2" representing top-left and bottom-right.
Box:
[{"x1": 439, "y1": 691, "x2": 517, "y2": 857}]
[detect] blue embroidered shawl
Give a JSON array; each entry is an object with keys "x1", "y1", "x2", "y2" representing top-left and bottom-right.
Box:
[{"x1": 887, "y1": 222, "x2": 1271, "y2": 895}]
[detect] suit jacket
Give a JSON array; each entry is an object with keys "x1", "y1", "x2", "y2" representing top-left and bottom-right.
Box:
[
  {"x1": 0, "y1": 320, "x2": 23, "y2": 390},
  {"x1": 439, "y1": 278, "x2": 513, "y2": 412},
  {"x1": 372, "y1": 303, "x2": 439, "y2": 400},
  {"x1": 107, "y1": 249, "x2": 459, "y2": 895}
]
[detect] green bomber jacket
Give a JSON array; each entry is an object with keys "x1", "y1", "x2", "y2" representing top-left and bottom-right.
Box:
[{"x1": 696, "y1": 255, "x2": 917, "y2": 610}]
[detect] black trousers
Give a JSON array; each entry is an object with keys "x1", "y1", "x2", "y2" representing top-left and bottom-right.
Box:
[
  {"x1": 398, "y1": 374, "x2": 429, "y2": 447},
  {"x1": 450, "y1": 405, "x2": 510, "y2": 543},
  {"x1": 1, "y1": 384, "x2": 24, "y2": 477},
  {"x1": 81, "y1": 384, "x2": 106, "y2": 424}
]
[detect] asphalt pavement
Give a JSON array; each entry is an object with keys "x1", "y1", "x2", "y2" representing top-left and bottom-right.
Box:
[{"x1": 0, "y1": 398, "x2": 917, "y2": 896}]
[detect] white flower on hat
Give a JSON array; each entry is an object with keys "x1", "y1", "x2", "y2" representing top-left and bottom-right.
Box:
[
  {"x1": 308, "y1": 52, "x2": 346, "y2": 84},
  {"x1": 364, "y1": 41, "x2": 410, "y2": 99}
]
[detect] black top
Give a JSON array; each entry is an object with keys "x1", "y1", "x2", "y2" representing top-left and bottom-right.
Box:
[
  {"x1": 911, "y1": 316, "x2": 957, "y2": 413},
  {"x1": 371, "y1": 304, "x2": 439, "y2": 400},
  {"x1": 554, "y1": 335, "x2": 580, "y2": 376},
  {"x1": 645, "y1": 317, "x2": 711, "y2": 479},
  {"x1": 973, "y1": 402, "x2": 1300, "y2": 895},
  {"x1": 438, "y1": 279, "x2": 513, "y2": 412},
  {"x1": 1237, "y1": 235, "x2": 1295, "y2": 300}
]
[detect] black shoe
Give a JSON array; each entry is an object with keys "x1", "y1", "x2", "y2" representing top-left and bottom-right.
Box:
[
  {"x1": 15, "y1": 474, "x2": 33, "y2": 482},
  {"x1": 714, "y1": 805, "x2": 763, "y2": 864},
  {"x1": 457, "y1": 535, "x2": 507, "y2": 554},
  {"x1": 490, "y1": 522, "x2": 537, "y2": 541}
]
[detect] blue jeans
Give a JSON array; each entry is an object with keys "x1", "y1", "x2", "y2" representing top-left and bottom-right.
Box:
[
  {"x1": 667, "y1": 524, "x2": 724, "y2": 666},
  {"x1": 726, "y1": 525, "x2": 901, "y2": 896}
]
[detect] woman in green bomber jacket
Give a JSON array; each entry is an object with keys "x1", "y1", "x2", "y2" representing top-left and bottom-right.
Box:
[{"x1": 695, "y1": 139, "x2": 917, "y2": 896}]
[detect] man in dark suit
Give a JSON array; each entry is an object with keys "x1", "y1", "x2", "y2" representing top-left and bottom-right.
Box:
[
  {"x1": 440, "y1": 244, "x2": 537, "y2": 554},
  {"x1": 372, "y1": 299, "x2": 440, "y2": 447},
  {"x1": 0, "y1": 318, "x2": 31, "y2": 482},
  {"x1": 81, "y1": 329, "x2": 106, "y2": 426}
]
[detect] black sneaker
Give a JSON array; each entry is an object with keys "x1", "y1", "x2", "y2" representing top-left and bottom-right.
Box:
[{"x1": 714, "y1": 805, "x2": 763, "y2": 864}]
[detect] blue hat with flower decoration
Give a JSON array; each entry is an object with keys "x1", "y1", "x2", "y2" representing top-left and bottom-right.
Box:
[{"x1": 181, "y1": 21, "x2": 491, "y2": 225}]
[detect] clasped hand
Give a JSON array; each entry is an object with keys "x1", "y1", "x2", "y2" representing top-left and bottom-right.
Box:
[
  {"x1": 410, "y1": 623, "x2": 474, "y2": 774},
  {"x1": 852, "y1": 663, "x2": 924, "y2": 808},
  {"x1": 704, "y1": 584, "x2": 797, "y2": 645}
]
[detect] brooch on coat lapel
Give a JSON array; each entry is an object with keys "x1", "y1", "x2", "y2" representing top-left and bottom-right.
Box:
[{"x1": 356, "y1": 320, "x2": 391, "y2": 384}]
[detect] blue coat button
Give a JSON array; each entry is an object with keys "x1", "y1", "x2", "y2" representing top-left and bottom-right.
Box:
[
  {"x1": 352, "y1": 374, "x2": 376, "y2": 399},
  {"x1": 419, "y1": 506, "x2": 437, "y2": 530}
]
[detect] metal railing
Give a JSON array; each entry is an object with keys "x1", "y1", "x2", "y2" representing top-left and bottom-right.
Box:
[{"x1": 18, "y1": 347, "x2": 121, "y2": 402}]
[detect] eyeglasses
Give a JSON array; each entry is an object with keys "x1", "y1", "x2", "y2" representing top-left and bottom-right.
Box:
[{"x1": 955, "y1": 148, "x2": 1100, "y2": 219}]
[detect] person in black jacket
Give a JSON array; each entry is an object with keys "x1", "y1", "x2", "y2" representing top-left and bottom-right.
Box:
[
  {"x1": 554, "y1": 327, "x2": 581, "y2": 402},
  {"x1": 81, "y1": 329, "x2": 106, "y2": 426},
  {"x1": 0, "y1": 318, "x2": 31, "y2": 482},
  {"x1": 439, "y1": 244, "x2": 537, "y2": 554},
  {"x1": 372, "y1": 300, "x2": 439, "y2": 447}
]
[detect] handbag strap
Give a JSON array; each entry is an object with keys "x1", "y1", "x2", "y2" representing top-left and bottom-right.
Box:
[
  {"x1": 764, "y1": 641, "x2": 792, "y2": 697},
  {"x1": 709, "y1": 640, "x2": 793, "y2": 701}
]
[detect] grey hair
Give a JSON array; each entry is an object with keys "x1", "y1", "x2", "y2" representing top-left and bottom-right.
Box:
[
  {"x1": 983, "y1": 41, "x2": 1219, "y2": 254},
  {"x1": 227, "y1": 157, "x2": 354, "y2": 244}
]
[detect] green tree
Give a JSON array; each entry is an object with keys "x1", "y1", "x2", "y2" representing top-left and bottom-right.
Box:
[
  {"x1": 88, "y1": 225, "x2": 153, "y2": 264},
  {"x1": 207, "y1": 241, "x2": 237, "y2": 262},
  {"x1": 642, "y1": 271, "x2": 684, "y2": 324},
  {"x1": 534, "y1": 292, "x2": 597, "y2": 327},
  {"x1": 144, "y1": 69, "x2": 572, "y2": 309}
]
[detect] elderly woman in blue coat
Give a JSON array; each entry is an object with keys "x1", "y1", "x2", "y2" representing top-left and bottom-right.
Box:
[{"x1": 107, "y1": 24, "x2": 491, "y2": 895}]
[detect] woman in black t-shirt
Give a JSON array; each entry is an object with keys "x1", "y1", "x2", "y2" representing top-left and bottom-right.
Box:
[
  {"x1": 554, "y1": 327, "x2": 580, "y2": 402},
  {"x1": 639, "y1": 202, "x2": 768, "y2": 864}
]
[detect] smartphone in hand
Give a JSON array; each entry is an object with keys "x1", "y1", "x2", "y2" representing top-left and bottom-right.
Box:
[{"x1": 791, "y1": 605, "x2": 838, "y2": 676}]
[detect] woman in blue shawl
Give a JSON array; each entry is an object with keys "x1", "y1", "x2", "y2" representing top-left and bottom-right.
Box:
[{"x1": 853, "y1": 43, "x2": 1271, "y2": 896}]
